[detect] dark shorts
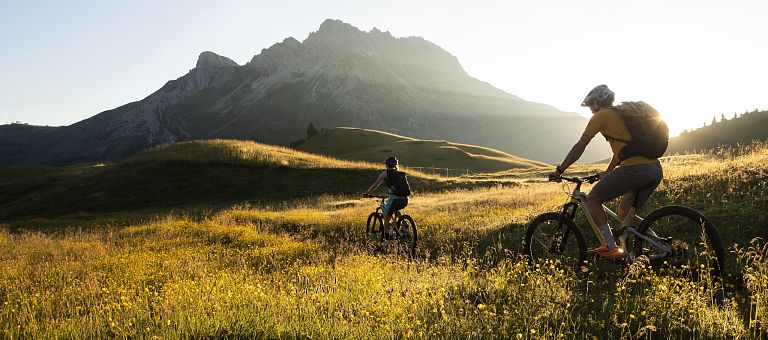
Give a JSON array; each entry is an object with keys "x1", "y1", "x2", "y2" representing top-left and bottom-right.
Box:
[
  {"x1": 384, "y1": 197, "x2": 408, "y2": 216},
  {"x1": 591, "y1": 162, "x2": 663, "y2": 208}
]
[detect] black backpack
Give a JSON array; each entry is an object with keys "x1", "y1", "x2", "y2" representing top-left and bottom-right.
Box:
[
  {"x1": 385, "y1": 169, "x2": 411, "y2": 197},
  {"x1": 607, "y1": 101, "x2": 669, "y2": 162}
]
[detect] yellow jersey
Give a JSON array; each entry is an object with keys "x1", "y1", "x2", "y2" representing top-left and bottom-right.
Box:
[{"x1": 583, "y1": 108, "x2": 658, "y2": 166}]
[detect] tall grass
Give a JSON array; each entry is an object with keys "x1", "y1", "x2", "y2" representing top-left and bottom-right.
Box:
[
  {"x1": 0, "y1": 220, "x2": 758, "y2": 338},
  {"x1": 2, "y1": 143, "x2": 768, "y2": 338}
]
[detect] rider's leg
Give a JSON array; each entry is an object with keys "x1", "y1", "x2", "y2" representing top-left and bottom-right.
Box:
[
  {"x1": 618, "y1": 191, "x2": 643, "y2": 226},
  {"x1": 383, "y1": 211, "x2": 395, "y2": 236},
  {"x1": 391, "y1": 211, "x2": 402, "y2": 234},
  {"x1": 631, "y1": 174, "x2": 664, "y2": 238},
  {"x1": 586, "y1": 191, "x2": 617, "y2": 248},
  {"x1": 388, "y1": 200, "x2": 408, "y2": 235},
  {"x1": 589, "y1": 162, "x2": 663, "y2": 253},
  {"x1": 382, "y1": 198, "x2": 395, "y2": 238}
]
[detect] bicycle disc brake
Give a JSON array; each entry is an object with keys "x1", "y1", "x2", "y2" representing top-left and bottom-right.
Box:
[
  {"x1": 665, "y1": 241, "x2": 689, "y2": 266},
  {"x1": 548, "y1": 231, "x2": 565, "y2": 254}
]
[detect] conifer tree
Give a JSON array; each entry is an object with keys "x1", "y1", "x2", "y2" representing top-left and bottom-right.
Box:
[{"x1": 306, "y1": 123, "x2": 320, "y2": 139}]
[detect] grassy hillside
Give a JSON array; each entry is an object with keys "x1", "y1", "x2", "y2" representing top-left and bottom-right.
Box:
[
  {"x1": 0, "y1": 139, "x2": 478, "y2": 220},
  {"x1": 3, "y1": 141, "x2": 768, "y2": 338},
  {"x1": 668, "y1": 110, "x2": 768, "y2": 154},
  {"x1": 0, "y1": 124, "x2": 59, "y2": 164},
  {"x1": 296, "y1": 127, "x2": 548, "y2": 174}
]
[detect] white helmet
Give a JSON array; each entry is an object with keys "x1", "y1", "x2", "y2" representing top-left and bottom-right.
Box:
[{"x1": 581, "y1": 84, "x2": 615, "y2": 107}]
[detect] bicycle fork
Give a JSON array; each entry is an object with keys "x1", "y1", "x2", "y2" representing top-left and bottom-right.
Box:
[{"x1": 552, "y1": 202, "x2": 579, "y2": 253}]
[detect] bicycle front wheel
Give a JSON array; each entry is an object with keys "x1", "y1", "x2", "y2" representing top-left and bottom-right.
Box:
[
  {"x1": 366, "y1": 212, "x2": 382, "y2": 236},
  {"x1": 524, "y1": 212, "x2": 588, "y2": 271},
  {"x1": 632, "y1": 205, "x2": 724, "y2": 281}
]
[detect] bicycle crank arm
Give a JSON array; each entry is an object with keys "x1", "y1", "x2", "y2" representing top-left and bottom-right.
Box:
[{"x1": 626, "y1": 228, "x2": 672, "y2": 254}]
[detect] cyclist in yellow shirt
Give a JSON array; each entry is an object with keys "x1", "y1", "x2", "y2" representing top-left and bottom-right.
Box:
[{"x1": 548, "y1": 85, "x2": 664, "y2": 258}]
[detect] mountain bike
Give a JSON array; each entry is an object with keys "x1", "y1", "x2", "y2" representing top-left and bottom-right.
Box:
[
  {"x1": 523, "y1": 175, "x2": 724, "y2": 283},
  {"x1": 364, "y1": 194, "x2": 417, "y2": 257}
]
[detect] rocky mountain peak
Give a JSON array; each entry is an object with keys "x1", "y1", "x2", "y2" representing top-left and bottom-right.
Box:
[
  {"x1": 304, "y1": 19, "x2": 367, "y2": 48},
  {"x1": 196, "y1": 51, "x2": 239, "y2": 69},
  {"x1": 248, "y1": 37, "x2": 303, "y2": 72},
  {"x1": 368, "y1": 27, "x2": 394, "y2": 39},
  {"x1": 165, "y1": 51, "x2": 239, "y2": 93},
  {"x1": 316, "y1": 19, "x2": 362, "y2": 36},
  {"x1": 280, "y1": 37, "x2": 301, "y2": 48}
]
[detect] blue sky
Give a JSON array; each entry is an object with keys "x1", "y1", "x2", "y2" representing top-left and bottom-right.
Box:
[{"x1": 1, "y1": 0, "x2": 766, "y2": 136}]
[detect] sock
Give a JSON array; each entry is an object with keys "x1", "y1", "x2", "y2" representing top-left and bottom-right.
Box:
[{"x1": 599, "y1": 224, "x2": 617, "y2": 248}]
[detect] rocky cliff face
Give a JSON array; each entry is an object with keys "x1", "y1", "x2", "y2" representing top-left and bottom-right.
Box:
[{"x1": 0, "y1": 19, "x2": 608, "y2": 166}]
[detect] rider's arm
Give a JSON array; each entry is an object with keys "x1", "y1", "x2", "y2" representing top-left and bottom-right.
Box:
[
  {"x1": 606, "y1": 153, "x2": 620, "y2": 172},
  {"x1": 364, "y1": 177, "x2": 384, "y2": 195},
  {"x1": 599, "y1": 153, "x2": 620, "y2": 179},
  {"x1": 556, "y1": 134, "x2": 593, "y2": 172}
]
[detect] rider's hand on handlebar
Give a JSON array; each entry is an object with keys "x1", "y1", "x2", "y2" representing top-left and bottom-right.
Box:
[
  {"x1": 547, "y1": 171, "x2": 562, "y2": 183},
  {"x1": 597, "y1": 170, "x2": 610, "y2": 180},
  {"x1": 363, "y1": 193, "x2": 372, "y2": 198}
]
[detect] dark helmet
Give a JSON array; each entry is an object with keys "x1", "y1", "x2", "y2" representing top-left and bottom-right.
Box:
[
  {"x1": 581, "y1": 84, "x2": 615, "y2": 107},
  {"x1": 384, "y1": 156, "x2": 398, "y2": 167}
]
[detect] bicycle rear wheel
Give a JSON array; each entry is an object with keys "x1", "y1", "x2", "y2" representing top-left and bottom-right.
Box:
[
  {"x1": 632, "y1": 205, "x2": 724, "y2": 282},
  {"x1": 524, "y1": 212, "x2": 588, "y2": 271},
  {"x1": 396, "y1": 215, "x2": 418, "y2": 258}
]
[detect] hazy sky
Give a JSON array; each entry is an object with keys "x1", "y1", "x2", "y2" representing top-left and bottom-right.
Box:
[{"x1": 1, "y1": 0, "x2": 765, "y2": 136}]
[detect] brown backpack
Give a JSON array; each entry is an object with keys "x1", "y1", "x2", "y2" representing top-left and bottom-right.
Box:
[{"x1": 606, "y1": 101, "x2": 669, "y2": 161}]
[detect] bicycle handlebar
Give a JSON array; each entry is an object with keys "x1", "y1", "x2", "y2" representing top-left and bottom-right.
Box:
[
  {"x1": 554, "y1": 174, "x2": 601, "y2": 184},
  {"x1": 364, "y1": 194, "x2": 389, "y2": 199}
]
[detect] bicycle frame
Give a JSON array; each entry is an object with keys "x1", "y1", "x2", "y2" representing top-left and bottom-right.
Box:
[
  {"x1": 370, "y1": 196, "x2": 404, "y2": 234},
  {"x1": 563, "y1": 178, "x2": 671, "y2": 261},
  {"x1": 374, "y1": 197, "x2": 402, "y2": 219}
]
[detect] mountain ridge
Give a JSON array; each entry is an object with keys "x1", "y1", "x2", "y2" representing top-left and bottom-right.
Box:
[
  {"x1": 0, "y1": 19, "x2": 608, "y2": 166},
  {"x1": 667, "y1": 110, "x2": 768, "y2": 154}
]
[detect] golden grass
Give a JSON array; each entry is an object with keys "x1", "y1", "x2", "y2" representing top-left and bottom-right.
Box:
[
  {"x1": 2, "y1": 143, "x2": 768, "y2": 338},
  {"x1": 127, "y1": 139, "x2": 458, "y2": 184},
  {"x1": 129, "y1": 139, "x2": 378, "y2": 170}
]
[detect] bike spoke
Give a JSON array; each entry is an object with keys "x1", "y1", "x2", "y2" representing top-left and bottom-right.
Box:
[{"x1": 532, "y1": 234, "x2": 551, "y2": 251}]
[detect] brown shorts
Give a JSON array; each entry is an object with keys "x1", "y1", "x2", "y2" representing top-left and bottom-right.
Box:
[{"x1": 590, "y1": 162, "x2": 663, "y2": 208}]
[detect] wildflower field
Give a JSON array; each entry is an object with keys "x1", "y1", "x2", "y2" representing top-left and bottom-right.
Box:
[{"x1": 1, "y1": 141, "x2": 768, "y2": 338}]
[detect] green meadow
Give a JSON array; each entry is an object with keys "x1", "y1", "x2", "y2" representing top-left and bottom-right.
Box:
[{"x1": 1, "y1": 140, "x2": 768, "y2": 338}]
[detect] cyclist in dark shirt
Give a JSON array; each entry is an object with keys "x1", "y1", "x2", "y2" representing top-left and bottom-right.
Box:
[{"x1": 364, "y1": 157, "x2": 409, "y2": 239}]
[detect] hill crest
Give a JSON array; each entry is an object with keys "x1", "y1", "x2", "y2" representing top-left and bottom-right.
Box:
[
  {"x1": 668, "y1": 109, "x2": 768, "y2": 154},
  {"x1": 0, "y1": 139, "x2": 461, "y2": 219},
  {"x1": 296, "y1": 127, "x2": 548, "y2": 174}
]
